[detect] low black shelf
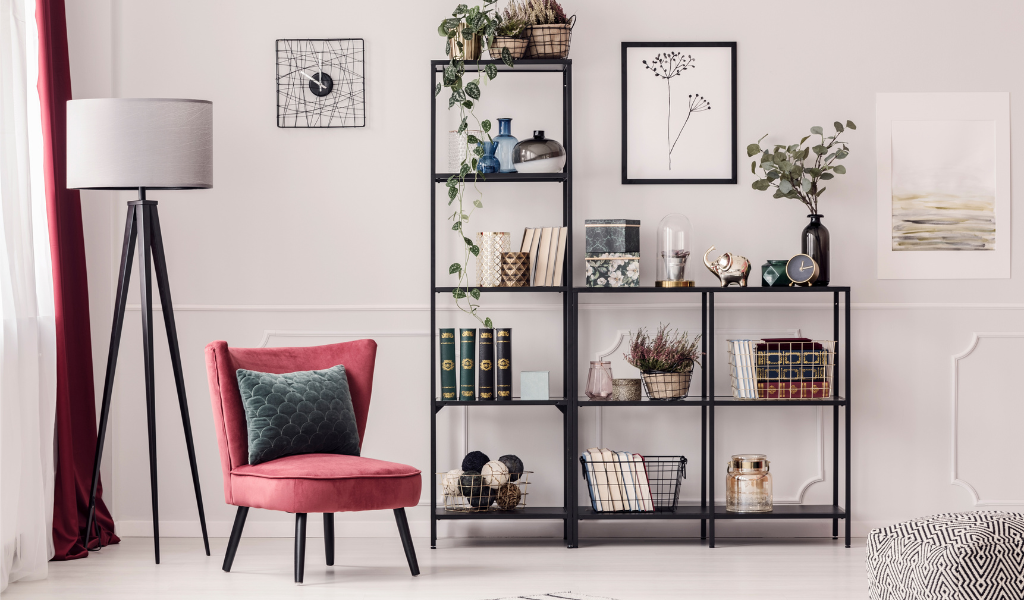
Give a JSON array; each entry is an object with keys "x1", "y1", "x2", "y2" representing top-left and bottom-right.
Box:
[
  {"x1": 577, "y1": 506, "x2": 707, "y2": 520},
  {"x1": 573, "y1": 285, "x2": 850, "y2": 294},
  {"x1": 713, "y1": 398, "x2": 846, "y2": 407},
  {"x1": 435, "y1": 506, "x2": 567, "y2": 520},
  {"x1": 431, "y1": 58, "x2": 570, "y2": 73},
  {"x1": 578, "y1": 399, "x2": 705, "y2": 407},
  {"x1": 434, "y1": 399, "x2": 566, "y2": 407},
  {"x1": 433, "y1": 172, "x2": 566, "y2": 183},
  {"x1": 713, "y1": 505, "x2": 846, "y2": 519},
  {"x1": 434, "y1": 286, "x2": 567, "y2": 294}
]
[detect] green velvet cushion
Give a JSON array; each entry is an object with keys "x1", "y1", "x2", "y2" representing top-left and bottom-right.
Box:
[{"x1": 236, "y1": 364, "x2": 360, "y2": 465}]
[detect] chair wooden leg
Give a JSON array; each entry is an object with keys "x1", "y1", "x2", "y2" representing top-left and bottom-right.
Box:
[
  {"x1": 393, "y1": 508, "x2": 419, "y2": 576},
  {"x1": 222, "y1": 506, "x2": 248, "y2": 572},
  {"x1": 294, "y1": 513, "x2": 307, "y2": 584},
  {"x1": 323, "y1": 513, "x2": 335, "y2": 566}
]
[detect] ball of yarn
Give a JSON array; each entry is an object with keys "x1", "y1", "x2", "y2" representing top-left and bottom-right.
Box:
[
  {"x1": 442, "y1": 469, "x2": 464, "y2": 496},
  {"x1": 495, "y1": 483, "x2": 521, "y2": 510},
  {"x1": 469, "y1": 487, "x2": 496, "y2": 508},
  {"x1": 461, "y1": 450, "x2": 490, "y2": 473},
  {"x1": 459, "y1": 470, "x2": 484, "y2": 499},
  {"x1": 498, "y1": 454, "x2": 525, "y2": 482},
  {"x1": 481, "y1": 460, "x2": 510, "y2": 489}
]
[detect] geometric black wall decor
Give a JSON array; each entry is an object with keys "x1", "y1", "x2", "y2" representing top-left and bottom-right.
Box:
[{"x1": 276, "y1": 38, "x2": 365, "y2": 128}]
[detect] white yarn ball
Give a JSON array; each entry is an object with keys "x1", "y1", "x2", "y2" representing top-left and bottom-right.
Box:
[
  {"x1": 481, "y1": 460, "x2": 510, "y2": 489},
  {"x1": 442, "y1": 469, "x2": 464, "y2": 496}
]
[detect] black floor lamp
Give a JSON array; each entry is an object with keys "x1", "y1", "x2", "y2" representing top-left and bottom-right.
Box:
[{"x1": 67, "y1": 98, "x2": 213, "y2": 563}]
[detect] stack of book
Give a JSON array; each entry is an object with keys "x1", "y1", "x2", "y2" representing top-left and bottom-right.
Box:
[
  {"x1": 581, "y1": 448, "x2": 654, "y2": 512},
  {"x1": 520, "y1": 227, "x2": 568, "y2": 287},
  {"x1": 439, "y1": 327, "x2": 513, "y2": 401},
  {"x1": 729, "y1": 338, "x2": 832, "y2": 399}
]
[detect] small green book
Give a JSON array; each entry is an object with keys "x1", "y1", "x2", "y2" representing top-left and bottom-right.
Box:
[
  {"x1": 439, "y1": 328, "x2": 456, "y2": 401},
  {"x1": 459, "y1": 328, "x2": 476, "y2": 400}
]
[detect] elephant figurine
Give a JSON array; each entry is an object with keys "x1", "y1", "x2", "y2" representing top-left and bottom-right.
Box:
[{"x1": 703, "y1": 246, "x2": 751, "y2": 287}]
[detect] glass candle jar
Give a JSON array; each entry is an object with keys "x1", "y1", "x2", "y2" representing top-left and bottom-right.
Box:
[
  {"x1": 725, "y1": 454, "x2": 773, "y2": 513},
  {"x1": 585, "y1": 361, "x2": 613, "y2": 399},
  {"x1": 656, "y1": 214, "x2": 694, "y2": 286}
]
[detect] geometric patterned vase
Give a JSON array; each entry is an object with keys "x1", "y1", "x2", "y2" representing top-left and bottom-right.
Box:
[
  {"x1": 476, "y1": 232, "x2": 510, "y2": 287},
  {"x1": 499, "y1": 252, "x2": 531, "y2": 287}
]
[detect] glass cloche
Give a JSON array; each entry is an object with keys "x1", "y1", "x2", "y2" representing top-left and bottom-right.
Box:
[{"x1": 656, "y1": 214, "x2": 694, "y2": 287}]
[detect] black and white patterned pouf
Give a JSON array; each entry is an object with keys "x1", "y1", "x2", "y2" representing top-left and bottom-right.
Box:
[{"x1": 866, "y1": 511, "x2": 1024, "y2": 600}]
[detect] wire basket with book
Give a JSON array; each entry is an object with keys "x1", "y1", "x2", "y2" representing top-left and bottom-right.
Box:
[
  {"x1": 580, "y1": 450, "x2": 686, "y2": 513},
  {"x1": 728, "y1": 338, "x2": 836, "y2": 399}
]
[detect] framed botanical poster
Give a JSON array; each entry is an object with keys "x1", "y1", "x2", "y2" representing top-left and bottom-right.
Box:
[
  {"x1": 622, "y1": 42, "x2": 736, "y2": 184},
  {"x1": 876, "y1": 93, "x2": 1010, "y2": 279}
]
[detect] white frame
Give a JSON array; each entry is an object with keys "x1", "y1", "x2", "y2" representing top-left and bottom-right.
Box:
[{"x1": 876, "y1": 93, "x2": 1011, "y2": 279}]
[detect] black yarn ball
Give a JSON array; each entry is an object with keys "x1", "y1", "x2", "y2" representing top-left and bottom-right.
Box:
[
  {"x1": 469, "y1": 487, "x2": 496, "y2": 508},
  {"x1": 498, "y1": 454, "x2": 525, "y2": 482},
  {"x1": 459, "y1": 470, "x2": 485, "y2": 498},
  {"x1": 462, "y1": 450, "x2": 490, "y2": 473}
]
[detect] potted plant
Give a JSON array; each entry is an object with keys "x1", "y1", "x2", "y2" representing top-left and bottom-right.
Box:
[
  {"x1": 507, "y1": 0, "x2": 575, "y2": 59},
  {"x1": 488, "y1": 9, "x2": 527, "y2": 60},
  {"x1": 624, "y1": 324, "x2": 702, "y2": 400},
  {"x1": 747, "y1": 121, "x2": 856, "y2": 286}
]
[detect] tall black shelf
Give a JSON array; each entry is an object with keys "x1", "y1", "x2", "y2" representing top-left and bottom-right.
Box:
[
  {"x1": 429, "y1": 58, "x2": 851, "y2": 551},
  {"x1": 429, "y1": 59, "x2": 574, "y2": 549},
  {"x1": 568, "y1": 286, "x2": 851, "y2": 549}
]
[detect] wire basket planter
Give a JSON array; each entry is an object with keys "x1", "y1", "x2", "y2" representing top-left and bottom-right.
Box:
[
  {"x1": 524, "y1": 15, "x2": 575, "y2": 59},
  {"x1": 488, "y1": 37, "x2": 528, "y2": 61},
  {"x1": 438, "y1": 470, "x2": 532, "y2": 512},
  {"x1": 640, "y1": 367, "x2": 693, "y2": 400},
  {"x1": 580, "y1": 454, "x2": 686, "y2": 513},
  {"x1": 728, "y1": 339, "x2": 836, "y2": 399}
]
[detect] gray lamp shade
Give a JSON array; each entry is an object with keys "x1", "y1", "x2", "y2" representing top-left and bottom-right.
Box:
[{"x1": 67, "y1": 98, "x2": 213, "y2": 190}]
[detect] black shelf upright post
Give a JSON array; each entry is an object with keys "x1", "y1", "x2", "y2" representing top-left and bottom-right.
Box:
[
  {"x1": 429, "y1": 60, "x2": 438, "y2": 550},
  {"x1": 845, "y1": 289, "x2": 851, "y2": 548},
  {"x1": 708, "y1": 291, "x2": 716, "y2": 548},
  {"x1": 701, "y1": 291, "x2": 707, "y2": 542}
]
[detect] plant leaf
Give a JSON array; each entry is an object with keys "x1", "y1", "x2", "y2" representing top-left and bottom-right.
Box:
[
  {"x1": 453, "y1": 288, "x2": 466, "y2": 299},
  {"x1": 462, "y1": 100, "x2": 473, "y2": 109},
  {"x1": 746, "y1": 143, "x2": 761, "y2": 157},
  {"x1": 473, "y1": 199, "x2": 483, "y2": 208},
  {"x1": 812, "y1": 145, "x2": 827, "y2": 155},
  {"x1": 469, "y1": 245, "x2": 480, "y2": 256},
  {"x1": 751, "y1": 179, "x2": 770, "y2": 191},
  {"x1": 459, "y1": 163, "x2": 471, "y2": 177},
  {"x1": 501, "y1": 46, "x2": 513, "y2": 68},
  {"x1": 810, "y1": 126, "x2": 823, "y2": 135},
  {"x1": 846, "y1": 120, "x2": 857, "y2": 130},
  {"x1": 779, "y1": 180, "x2": 793, "y2": 194},
  {"x1": 833, "y1": 165, "x2": 847, "y2": 174},
  {"x1": 448, "y1": 186, "x2": 458, "y2": 200},
  {"x1": 470, "y1": 289, "x2": 481, "y2": 300},
  {"x1": 465, "y1": 81, "x2": 481, "y2": 100},
  {"x1": 481, "y1": 119, "x2": 491, "y2": 133},
  {"x1": 466, "y1": 134, "x2": 480, "y2": 144},
  {"x1": 819, "y1": 172, "x2": 834, "y2": 180},
  {"x1": 834, "y1": 121, "x2": 844, "y2": 133},
  {"x1": 773, "y1": 189, "x2": 785, "y2": 199},
  {"x1": 800, "y1": 135, "x2": 810, "y2": 145},
  {"x1": 485, "y1": 63, "x2": 498, "y2": 80},
  {"x1": 484, "y1": 317, "x2": 493, "y2": 328},
  {"x1": 449, "y1": 263, "x2": 462, "y2": 274},
  {"x1": 434, "y1": 82, "x2": 442, "y2": 97}
]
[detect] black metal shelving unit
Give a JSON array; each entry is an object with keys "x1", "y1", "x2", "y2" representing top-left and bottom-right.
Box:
[
  {"x1": 569, "y1": 286, "x2": 851, "y2": 549},
  {"x1": 430, "y1": 59, "x2": 574, "y2": 549}
]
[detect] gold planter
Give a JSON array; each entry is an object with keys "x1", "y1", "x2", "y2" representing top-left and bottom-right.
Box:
[
  {"x1": 611, "y1": 378, "x2": 641, "y2": 401},
  {"x1": 488, "y1": 37, "x2": 527, "y2": 61},
  {"x1": 448, "y1": 25, "x2": 481, "y2": 60},
  {"x1": 499, "y1": 252, "x2": 530, "y2": 287},
  {"x1": 476, "y1": 232, "x2": 511, "y2": 288}
]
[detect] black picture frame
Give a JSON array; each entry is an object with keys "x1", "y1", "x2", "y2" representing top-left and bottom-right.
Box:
[
  {"x1": 621, "y1": 41, "x2": 736, "y2": 185},
  {"x1": 276, "y1": 38, "x2": 365, "y2": 128}
]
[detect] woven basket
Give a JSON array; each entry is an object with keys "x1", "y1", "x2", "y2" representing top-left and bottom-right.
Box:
[
  {"x1": 641, "y1": 367, "x2": 693, "y2": 400},
  {"x1": 488, "y1": 37, "x2": 528, "y2": 61},
  {"x1": 524, "y1": 15, "x2": 575, "y2": 59}
]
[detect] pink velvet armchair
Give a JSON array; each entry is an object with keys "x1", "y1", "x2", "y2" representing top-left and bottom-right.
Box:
[{"x1": 205, "y1": 339, "x2": 421, "y2": 583}]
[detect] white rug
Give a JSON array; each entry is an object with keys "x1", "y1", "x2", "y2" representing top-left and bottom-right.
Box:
[{"x1": 489, "y1": 594, "x2": 618, "y2": 600}]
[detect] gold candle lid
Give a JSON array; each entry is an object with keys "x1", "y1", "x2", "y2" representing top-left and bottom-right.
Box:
[{"x1": 655, "y1": 280, "x2": 695, "y2": 287}]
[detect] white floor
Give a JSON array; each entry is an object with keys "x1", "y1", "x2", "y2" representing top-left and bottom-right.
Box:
[{"x1": 5, "y1": 536, "x2": 868, "y2": 599}]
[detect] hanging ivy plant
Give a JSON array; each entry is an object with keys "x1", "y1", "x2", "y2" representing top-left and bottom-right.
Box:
[{"x1": 437, "y1": 1, "x2": 515, "y2": 329}]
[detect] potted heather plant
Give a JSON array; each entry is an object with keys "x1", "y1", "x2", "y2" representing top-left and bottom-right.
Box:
[
  {"x1": 507, "y1": 0, "x2": 575, "y2": 59},
  {"x1": 488, "y1": 9, "x2": 527, "y2": 60},
  {"x1": 624, "y1": 324, "x2": 702, "y2": 400}
]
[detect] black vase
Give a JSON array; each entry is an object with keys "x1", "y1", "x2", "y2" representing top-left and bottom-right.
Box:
[{"x1": 802, "y1": 214, "x2": 829, "y2": 286}]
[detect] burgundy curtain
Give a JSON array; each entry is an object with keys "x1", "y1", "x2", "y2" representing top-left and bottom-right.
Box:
[{"x1": 37, "y1": 0, "x2": 119, "y2": 560}]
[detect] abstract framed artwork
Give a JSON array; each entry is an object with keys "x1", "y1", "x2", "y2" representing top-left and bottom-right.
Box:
[
  {"x1": 876, "y1": 93, "x2": 1010, "y2": 279},
  {"x1": 621, "y1": 42, "x2": 736, "y2": 184},
  {"x1": 276, "y1": 38, "x2": 365, "y2": 128}
]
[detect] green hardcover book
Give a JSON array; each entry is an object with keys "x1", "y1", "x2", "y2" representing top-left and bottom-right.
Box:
[
  {"x1": 478, "y1": 328, "x2": 495, "y2": 400},
  {"x1": 439, "y1": 328, "x2": 456, "y2": 401},
  {"x1": 495, "y1": 328, "x2": 512, "y2": 400},
  {"x1": 459, "y1": 328, "x2": 476, "y2": 400}
]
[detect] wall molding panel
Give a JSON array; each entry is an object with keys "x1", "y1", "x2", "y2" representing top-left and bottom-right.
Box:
[{"x1": 951, "y1": 332, "x2": 1024, "y2": 506}]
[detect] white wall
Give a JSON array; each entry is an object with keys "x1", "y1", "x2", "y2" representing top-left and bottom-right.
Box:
[{"x1": 65, "y1": 0, "x2": 1024, "y2": 541}]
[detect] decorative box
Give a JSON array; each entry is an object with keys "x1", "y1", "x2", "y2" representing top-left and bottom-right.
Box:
[
  {"x1": 586, "y1": 252, "x2": 640, "y2": 287},
  {"x1": 761, "y1": 260, "x2": 791, "y2": 287},
  {"x1": 520, "y1": 371, "x2": 549, "y2": 400},
  {"x1": 585, "y1": 219, "x2": 640, "y2": 254}
]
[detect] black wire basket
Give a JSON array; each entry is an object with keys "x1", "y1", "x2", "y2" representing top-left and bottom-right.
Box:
[{"x1": 580, "y1": 454, "x2": 686, "y2": 513}]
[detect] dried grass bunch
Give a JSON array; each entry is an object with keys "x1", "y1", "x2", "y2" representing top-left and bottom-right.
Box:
[
  {"x1": 504, "y1": 0, "x2": 568, "y2": 26},
  {"x1": 624, "y1": 324, "x2": 702, "y2": 373}
]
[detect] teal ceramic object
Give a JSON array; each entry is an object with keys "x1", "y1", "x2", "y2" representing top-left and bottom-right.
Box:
[
  {"x1": 520, "y1": 371, "x2": 550, "y2": 400},
  {"x1": 761, "y1": 260, "x2": 791, "y2": 287}
]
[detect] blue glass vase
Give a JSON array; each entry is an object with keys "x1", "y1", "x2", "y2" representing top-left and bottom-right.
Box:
[
  {"x1": 476, "y1": 140, "x2": 500, "y2": 173},
  {"x1": 493, "y1": 118, "x2": 518, "y2": 173}
]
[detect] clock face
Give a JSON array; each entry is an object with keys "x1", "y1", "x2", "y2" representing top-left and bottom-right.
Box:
[
  {"x1": 276, "y1": 38, "x2": 364, "y2": 128},
  {"x1": 786, "y1": 254, "x2": 819, "y2": 284}
]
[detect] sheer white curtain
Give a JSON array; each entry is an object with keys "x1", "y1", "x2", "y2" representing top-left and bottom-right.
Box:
[{"x1": 0, "y1": 0, "x2": 57, "y2": 591}]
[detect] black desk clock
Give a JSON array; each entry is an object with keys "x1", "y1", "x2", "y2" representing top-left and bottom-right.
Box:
[{"x1": 786, "y1": 254, "x2": 819, "y2": 286}]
